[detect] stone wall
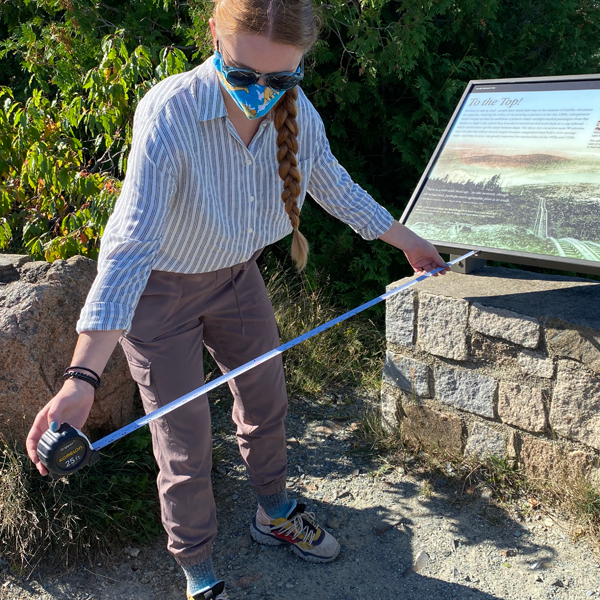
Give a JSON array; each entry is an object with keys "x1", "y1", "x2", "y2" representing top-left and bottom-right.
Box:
[{"x1": 382, "y1": 266, "x2": 600, "y2": 488}]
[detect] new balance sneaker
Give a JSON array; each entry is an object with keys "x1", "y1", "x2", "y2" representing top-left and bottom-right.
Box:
[
  {"x1": 186, "y1": 581, "x2": 229, "y2": 600},
  {"x1": 250, "y1": 499, "x2": 341, "y2": 563}
]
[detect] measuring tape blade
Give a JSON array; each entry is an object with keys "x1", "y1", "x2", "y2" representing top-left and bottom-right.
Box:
[
  {"x1": 93, "y1": 250, "x2": 476, "y2": 451},
  {"x1": 37, "y1": 250, "x2": 477, "y2": 476}
]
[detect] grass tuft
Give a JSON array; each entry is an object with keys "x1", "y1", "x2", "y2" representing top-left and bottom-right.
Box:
[
  {"x1": 267, "y1": 266, "x2": 385, "y2": 396},
  {"x1": 0, "y1": 428, "x2": 161, "y2": 574}
]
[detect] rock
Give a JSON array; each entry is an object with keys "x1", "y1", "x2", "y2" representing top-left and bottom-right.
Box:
[
  {"x1": 417, "y1": 293, "x2": 469, "y2": 360},
  {"x1": 315, "y1": 420, "x2": 345, "y2": 435},
  {"x1": 551, "y1": 361, "x2": 600, "y2": 450},
  {"x1": 546, "y1": 320, "x2": 600, "y2": 375},
  {"x1": 412, "y1": 550, "x2": 430, "y2": 573},
  {"x1": 401, "y1": 404, "x2": 464, "y2": 455},
  {"x1": 0, "y1": 256, "x2": 135, "y2": 441},
  {"x1": 326, "y1": 517, "x2": 340, "y2": 530},
  {"x1": 385, "y1": 287, "x2": 415, "y2": 348},
  {"x1": 470, "y1": 334, "x2": 516, "y2": 368},
  {"x1": 0, "y1": 254, "x2": 30, "y2": 284},
  {"x1": 469, "y1": 302, "x2": 540, "y2": 348},
  {"x1": 551, "y1": 579, "x2": 564, "y2": 588},
  {"x1": 464, "y1": 422, "x2": 506, "y2": 460},
  {"x1": 352, "y1": 468, "x2": 360, "y2": 477},
  {"x1": 519, "y1": 436, "x2": 558, "y2": 480},
  {"x1": 234, "y1": 575, "x2": 261, "y2": 590},
  {"x1": 231, "y1": 494, "x2": 239, "y2": 500},
  {"x1": 382, "y1": 351, "x2": 430, "y2": 397},
  {"x1": 518, "y1": 350, "x2": 554, "y2": 379},
  {"x1": 380, "y1": 381, "x2": 401, "y2": 432},
  {"x1": 434, "y1": 365, "x2": 497, "y2": 418},
  {"x1": 286, "y1": 437, "x2": 300, "y2": 447},
  {"x1": 127, "y1": 548, "x2": 140, "y2": 558},
  {"x1": 498, "y1": 382, "x2": 547, "y2": 433}
]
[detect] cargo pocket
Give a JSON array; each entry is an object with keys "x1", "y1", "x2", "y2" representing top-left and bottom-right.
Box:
[{"x1": 121, "y1": 341, "x2": 170, "y2": 433}]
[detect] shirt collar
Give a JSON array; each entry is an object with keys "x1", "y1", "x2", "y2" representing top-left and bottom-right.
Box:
[{"x1": 196, "y1": 55, "x2": 228, "y2": 122}]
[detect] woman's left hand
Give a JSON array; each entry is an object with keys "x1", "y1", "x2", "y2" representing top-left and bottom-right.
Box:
[{"x1": 378, "y1": 220, "x2": 449, "y2": 276}]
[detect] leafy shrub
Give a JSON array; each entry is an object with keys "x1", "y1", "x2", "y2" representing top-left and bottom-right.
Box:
[{"x1": 1, "y1": 0, "x2": 599, "y2": 304}]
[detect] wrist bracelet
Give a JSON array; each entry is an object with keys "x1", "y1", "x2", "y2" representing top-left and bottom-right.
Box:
[
  {"x1": 63, "y1": 371, "x2": 100, "y2": 390},
  {"x1": 65, "y1": 365, "x2": 101, "y2": 382}
]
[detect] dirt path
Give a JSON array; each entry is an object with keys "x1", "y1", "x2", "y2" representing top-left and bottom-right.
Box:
[{"x1": 2, "y1": 390, "x2": 599, "y2": 600}]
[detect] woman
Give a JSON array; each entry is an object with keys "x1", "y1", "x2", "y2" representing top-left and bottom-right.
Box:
[{"x1": 26, "y1": 1, "x2": 448, "y2": 598}]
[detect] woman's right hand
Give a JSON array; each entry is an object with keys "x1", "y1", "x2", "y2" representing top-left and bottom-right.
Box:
[{"x1": 26, "y1": 378, "x2": 95, "y2": 476}]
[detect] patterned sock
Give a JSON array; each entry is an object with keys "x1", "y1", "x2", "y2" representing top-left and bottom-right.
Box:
[
  {"x1": 181, "y1": 556, "x2": 218, "y2": 596},
  {"x1": 256, "y1": 488, "x2": 293, "y2": 519}
]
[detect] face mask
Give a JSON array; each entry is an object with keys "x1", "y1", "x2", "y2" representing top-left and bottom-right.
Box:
[{"x1": 213, "y1": 51, "x2": 286, "y2": 120}]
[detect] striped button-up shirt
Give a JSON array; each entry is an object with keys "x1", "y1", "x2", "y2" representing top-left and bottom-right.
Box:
[{"x1": 76, "y1": 56, "x2": 394, "y2": 334}]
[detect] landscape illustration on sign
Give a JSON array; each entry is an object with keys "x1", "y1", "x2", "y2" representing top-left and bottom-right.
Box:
[{"x1": 404, "y1": 84, "x2": 600, "y2": 263}]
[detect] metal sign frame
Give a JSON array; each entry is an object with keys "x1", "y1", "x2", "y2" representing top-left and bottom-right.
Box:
[{"x1": 400, "y1": 73, "x2": 600, "y2": 275}]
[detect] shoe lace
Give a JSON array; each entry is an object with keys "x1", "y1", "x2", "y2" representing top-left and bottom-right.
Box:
[{"x1": 275, "y1": 510, "x2": 318, "y2": 546}]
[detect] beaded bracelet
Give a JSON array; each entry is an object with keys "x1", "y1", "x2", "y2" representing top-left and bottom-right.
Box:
[
  {"x1": 65, "y1": 365, "x2": 101, "y2": 382},
  {"x1": 63, "y1": 367, "x2": 101, "y2": 390},
  {"x1": 63, "y1": 371, "x2": 100, "y2": 390}
]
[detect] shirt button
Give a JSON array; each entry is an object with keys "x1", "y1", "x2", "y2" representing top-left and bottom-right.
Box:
[
  {"x1": 247, "y1": 227, "x2": 254, "y2": 233},
  {"x1": 249, "y1": 196, "x2": 255, "y2": 202},
  {"x1": 245, "y1": 158, "x2": 253, "y2": 166}
]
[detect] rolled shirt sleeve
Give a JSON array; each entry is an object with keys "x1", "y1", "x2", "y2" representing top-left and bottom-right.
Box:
[
  {"x1": 76, "y1": 102, "x2": 178, "y2": 334},
  {"x1": 306, "y1": 120, "x2": 394, "y2": 240}
]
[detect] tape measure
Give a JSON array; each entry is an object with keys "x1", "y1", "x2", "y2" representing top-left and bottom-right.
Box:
[
  {"x1": 36, "y1": 250, "x2": 478, "y2": 478},
  {"x1": 37, "y1": 423, "x2": 100, "y2": 479}
]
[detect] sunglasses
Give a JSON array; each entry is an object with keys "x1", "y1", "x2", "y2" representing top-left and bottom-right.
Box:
[{"x1": 217, "y1": 40, "x2": 304, "y2": 91}]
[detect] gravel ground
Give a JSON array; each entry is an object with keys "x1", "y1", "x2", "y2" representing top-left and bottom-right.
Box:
[{"x1": 1, "y1": 389, "x2": 599, "y2": 600}]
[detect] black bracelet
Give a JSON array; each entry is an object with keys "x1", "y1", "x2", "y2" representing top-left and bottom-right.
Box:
[
  {"x1": 63, "y1": 371, "x2": 100, "y2": 390},
  {"x1": 65, "y1": 365, "x2": 101, "y2": 382}
]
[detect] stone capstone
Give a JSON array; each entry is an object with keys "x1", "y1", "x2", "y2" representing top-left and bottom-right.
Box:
[
  {"x1": 385, "y1": 287, "x2": 414, "y2": 348},
  {"x1": 0, "y1": 256, "x2": 136, "y2": 442},
  {"x1": 401, "y1": 404, "x2": 464, "y2": 455},
  {"x1": 382, "y1": 351, "x2": 430, "y2": 397},
  {"x1": 546, "y1": 321, "x2": 600, "y2": 376},
  {"x1": 550, "y1": 361, "x2": 600, "y2": 450},
  {"x1": 434, "y1": 365, "x2": 497, "y2": 418},
  {"x1": 498, "y1": 382, "x2": 547, "y2": 433},
  {"x1": 469, "y1": 302, "x2": 540, "y2": 349},
  {"x1": 464, "y1": 421, "x2": 507, "y2": 460},
  {"x1": 417, "y1": 293, "x2": 469, "y2": 361},
  {"x1": 518, "y1": 350, "x2": 554, "y2": 379}
]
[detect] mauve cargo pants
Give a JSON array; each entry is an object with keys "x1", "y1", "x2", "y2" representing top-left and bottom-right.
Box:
[{"x1": 119, "y1": 250, "x2": 288, "y2": 566}]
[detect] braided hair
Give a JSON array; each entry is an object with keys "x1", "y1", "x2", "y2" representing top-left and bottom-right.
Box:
[{"x1": 273, "y1": 87, "x2": 308, "y2": 270}]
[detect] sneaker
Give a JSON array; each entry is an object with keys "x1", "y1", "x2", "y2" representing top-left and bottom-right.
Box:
[
  {"x1": 187, "y1": 581, "x2": 229, "y2": 600},
  {"x1": 250, "y1": 499, "x2": 341, "y2": 563}
]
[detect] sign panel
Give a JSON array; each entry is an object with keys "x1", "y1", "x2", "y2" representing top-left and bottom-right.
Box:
[{"x1": 401, "y1": 76, "x2": 600, "y2": 273}]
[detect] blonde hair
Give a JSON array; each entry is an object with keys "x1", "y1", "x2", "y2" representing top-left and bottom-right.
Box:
[{"x1": 213, "y1": 0, "x2": 319, "y2": 270}]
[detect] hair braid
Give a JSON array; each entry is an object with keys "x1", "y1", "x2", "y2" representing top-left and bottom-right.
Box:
[{"x1": 273, "y1": 87, "x2": 308, "y2": 270}]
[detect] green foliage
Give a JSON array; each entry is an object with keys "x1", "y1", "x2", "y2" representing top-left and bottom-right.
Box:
[
  {"x1": 0, "y1": 428, "x2": 160, "y2": 572},
  {"x1": 1, "y1": 0, "x2": 599, "y2": 301},
  {"x1": 266, "y1": 257, "x2": 385, "y2": 395}
]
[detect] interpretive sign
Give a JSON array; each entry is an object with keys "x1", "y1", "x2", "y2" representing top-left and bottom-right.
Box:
[{"x1": 401, "y1": 75, "x2": 600, "y2": 273}]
